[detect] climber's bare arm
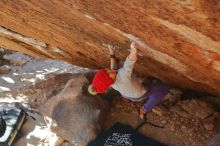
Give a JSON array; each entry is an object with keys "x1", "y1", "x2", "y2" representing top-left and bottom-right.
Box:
[{"x1": 108, "y1": 45, "x2": 118, "y2": 70}]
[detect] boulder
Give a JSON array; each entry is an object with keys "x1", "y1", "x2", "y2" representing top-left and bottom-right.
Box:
[
  {"x1": 152, "y1": 106, "x2": 169, "y2": 116},
  {"x1": 178, "y1": 99, "x2": 216, "y2": 119},
  {"x1": 169, "y1": 105, "x2": 191, "y2": 119},
  {"x1": 163, "y1": 88, "x2": 182, "y2": 107},
  {"x1": 40, "y1": 74, "x2": 110, "y2": 146},
  {"x1": 3, "y1": 52, "x2": 31, "y2": 65}
]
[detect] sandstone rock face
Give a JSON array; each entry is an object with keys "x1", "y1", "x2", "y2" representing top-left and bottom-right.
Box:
[
  {"x1": 0, "y1": 0, "x2": 220, "y2": 96},
  {"x1": 171, "y1": 99, "x2": 216, "y2": 119},
  {"x1": 40, "y1": 74, "x2": 110, "y2": 146}
]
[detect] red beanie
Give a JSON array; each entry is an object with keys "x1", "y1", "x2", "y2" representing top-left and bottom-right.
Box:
[{"x1": 92, "y1": 69, "x2": 114, "y2": 93}]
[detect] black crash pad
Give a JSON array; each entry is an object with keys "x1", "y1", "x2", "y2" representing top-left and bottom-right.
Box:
[{"x1": 88, "y1": 123, "x2": 167, "y2": 146}]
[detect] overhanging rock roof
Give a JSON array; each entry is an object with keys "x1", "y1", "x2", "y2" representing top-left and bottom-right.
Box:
[{"x1": 0, "y1": 0, "x2": 220, "y2": 96}]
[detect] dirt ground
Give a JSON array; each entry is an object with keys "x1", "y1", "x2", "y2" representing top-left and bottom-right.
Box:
[
  {"x1": 104, "y1": 96, "x2": 215, "y2": 146},
  {"x1": 0, "y1": 49, "x2": 219, "y2": 146}
]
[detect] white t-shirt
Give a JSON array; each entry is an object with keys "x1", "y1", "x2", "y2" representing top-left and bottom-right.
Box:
[{"x1": 111, "y1": 57, "x2": 146, "y2": 99}]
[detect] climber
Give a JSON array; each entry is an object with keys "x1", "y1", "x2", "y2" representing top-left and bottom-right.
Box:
[{"x1": 88, "y1": 42, "x2": 170, "y2": 119}]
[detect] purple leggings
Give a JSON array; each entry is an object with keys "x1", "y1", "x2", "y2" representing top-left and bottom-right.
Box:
[
  {"x1": 123, "y1": 82, "x2": 170, "y2": 111},
  {"x1": 143, "y1": 82, "x2": 170, "y2": 111}
]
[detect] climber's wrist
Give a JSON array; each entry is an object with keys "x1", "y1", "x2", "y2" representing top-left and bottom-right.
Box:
[
  {"x1": 110, "y1": 54, "x2": 115, "y2": 58},
  {"x1": 128, "y1": 53, "x2": 137, "y2": 61}
]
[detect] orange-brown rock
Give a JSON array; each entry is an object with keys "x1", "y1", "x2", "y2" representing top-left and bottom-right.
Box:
[{"x1": 0, "y1": 0, "x2": 220, "y2": 96}]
